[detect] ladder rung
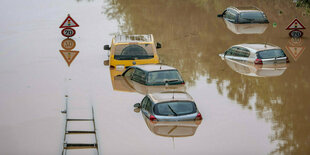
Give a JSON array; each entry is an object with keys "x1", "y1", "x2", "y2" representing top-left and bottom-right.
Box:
[
  {"x1": 66, "y1": 131, "x2": 95, "y2": 134},
  {"x1": 64, "y1": 143, "x2": 97, "y2": 149},
  {"x1": 67, "y1": 119, "x2": 93, "y2": 121}
]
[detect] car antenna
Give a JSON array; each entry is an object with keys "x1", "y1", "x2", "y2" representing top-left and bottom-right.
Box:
[{"x1": 172, "y1": 137, "x2": 175, "y2": 150}]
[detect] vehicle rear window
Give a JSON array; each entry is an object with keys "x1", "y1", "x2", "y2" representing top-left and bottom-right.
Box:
[
  {"x1": 153, "y1": 101, "x2": 196, "y2": 116},
  {"x1": 147, "y1": 70, "x2": 183, "y2": 85},
  {"x1": 114, "y1": 44, "x2": 154, "y2": 60},
  {"x1": 257, "y1": 49, "x2": 286, "y2": 59},
  {"x1": 238, "y1": 12, "x2": 268, "y2": 23}
]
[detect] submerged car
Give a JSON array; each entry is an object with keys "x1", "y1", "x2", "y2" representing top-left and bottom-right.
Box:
[
  {"x1": 220, "y1": 44, "x2": 289, "y2": 64},
  {"x1": 134, "y1": 91, "x2": 202, "y2": 122},
  {"x1": 104, "y1": 34, "x2": 161, "y2": 68},
  {"x1": 224, "y1": 58, "x2": 288, "y2": 77},
  {"x1": 110, "y1": 68, "x2": 185, "y2": 94},
  {"x1": 121, "y1": 64, "x2": 185, "y2": 86},
  {"x1": 218, "y1": 6, "x2": 269, "y2": 24}
]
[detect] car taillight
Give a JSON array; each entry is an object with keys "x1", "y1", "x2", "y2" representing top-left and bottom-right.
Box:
[
  {"x1": 195, "y1": 113, "x2": 202, "y2": 120},
  {"x1": 254, "y1": 59, "x2": 263, "y2": 64},
  {"x1": 181, "y1": 81, "x2": 185, "y2": 85},
  {"x1": 150, "y1": 115, "x2": 157, "y2": 121},
  {"x1": 286, "y1": 57, "x2": 290, "y2": 63}
]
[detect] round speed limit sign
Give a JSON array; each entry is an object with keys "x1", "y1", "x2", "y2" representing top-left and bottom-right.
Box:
[
  {"x1": 289, "y1": 30, "x2": 303, "y2": 38},
  {"x1": 61, "y1": 28, "x2": 76, "y2": 37},
  {"x1": 61, "y1": 38, "x2": 76, "y2": 50}
]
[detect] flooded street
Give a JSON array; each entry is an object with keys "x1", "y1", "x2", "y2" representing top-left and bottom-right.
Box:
[{"x1": 1, "y1": 0, "x2": 310, "y2": 154}]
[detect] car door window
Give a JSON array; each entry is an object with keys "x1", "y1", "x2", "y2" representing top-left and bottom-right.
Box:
[
  {"x1": 224, "y1": 9, "x2": 237, "y2": 23},
  {"x1": 124, "y1": 68, "x2": 135, "y2": 77},
  {"x1": 237, "y1": 47, "x2": 250, "y2": 57},
  {"x1": 132, "y1": 69, "x2": 146, "y2": 84},
  {"x1": 145, "y1": 98, "x2": 152, "y2": 113},
  {"x1": 141, "y1": 96, "x2": 148, "y2": 110},
  {"x1": 225, "y1": 47, "x2": 238, "y2": 56}
]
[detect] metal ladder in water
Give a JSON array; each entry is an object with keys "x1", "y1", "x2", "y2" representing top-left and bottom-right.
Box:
[{"x1": 62, "y1": 96, "x2": 99, "y2": 155}]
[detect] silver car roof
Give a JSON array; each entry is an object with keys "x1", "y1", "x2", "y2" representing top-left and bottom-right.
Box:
[
  {"x1": 114, "y1": 34, "x2": 154, "y2": 43},
  {"x1": 148, "y1": 91, "x2": 195, "y2": 104},
  {"x1": 229, "y1": 6, "x2": 263, "y2": 13},
  {"x1": 234, "y1": 44, "x2": 281, "y2": 53},
  {"x1": 134, "y1": 64, "x2": 177, "y2": 72}
]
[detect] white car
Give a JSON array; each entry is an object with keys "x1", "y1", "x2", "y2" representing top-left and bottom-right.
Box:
[{"x1": 220, "y1": 44, "x2": 289, "y2": 64}]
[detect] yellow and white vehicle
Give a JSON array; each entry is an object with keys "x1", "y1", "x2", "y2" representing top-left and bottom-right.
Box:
[{"x1": 104, "y1": 34, "x2": 161, "y2": 68}]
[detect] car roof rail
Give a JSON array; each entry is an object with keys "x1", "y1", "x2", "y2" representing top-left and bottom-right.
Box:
[
  {"x1": 114, "y1": 34, "x2": 154, "y2": 43},
  {"x1": 233, "y1": 6, "x2": 262, "y2": 12}
]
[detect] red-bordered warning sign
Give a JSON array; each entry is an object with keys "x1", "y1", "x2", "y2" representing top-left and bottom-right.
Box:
[
  {"x1": 61, "y1": 28, "x2": 76, "y2": 37},
  {"x1": 285, "y1": 45, "x2": 305, "y2": 61},
  {"x1": 286, "y1": 18, "x2": 305, "y2": 30},
  {"x1": 59, "y1": 14, "x2": 79, "y2": 28},
  {"x1": 59, "y1": 50, "x2": 79, "y2": 66}
]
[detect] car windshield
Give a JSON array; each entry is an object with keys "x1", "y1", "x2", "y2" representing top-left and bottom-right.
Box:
[
  {"x1": 153, "y1": 101, "x2": 196, "y2": 116},
  {"x1": 238, "y1": 12, "x2": 268, "y2": 23},
  {"x1": 257, "y1": 49, "x2": 286, "y2": 59},
  {"x1": 114, "y1": 44, "x2": 154, "y2": 60},
  {"x1": 147, "y1": 70, "x2": 183, "y2": 85}
]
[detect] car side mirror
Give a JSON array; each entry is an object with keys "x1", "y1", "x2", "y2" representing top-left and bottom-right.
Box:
[
  {"x1": 217, "y1": 10, "x2": 226, "y2": 18},
  {"x1": 134, "y1": 108, "x2": 140, "y2": 113},
  {"x1": 103, "y1": 60, "x2": 109, "y2": 66},
  {"x1": 134, "y1": 103, "x2": 141, "y2": 108},
  {"x1": 104, "y1": 45, "x2": 111, "y2": 50},
  {"x1": 156, "y1": 42, "x2": 162, "y2": 49}
]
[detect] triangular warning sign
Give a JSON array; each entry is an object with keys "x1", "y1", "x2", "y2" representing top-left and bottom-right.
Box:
[
  {"x1": 59, "y1": 50, "x2": 79, "y2": 66},
  {"x1": 285, "y1": 46, "x2": 305, "y2": 61},
  {"x1": 59, "y1": 14, "x2": 79, "y2": 28},
  {"x1": 286, "y1": 18, "x2": 305, "y2": 30}
]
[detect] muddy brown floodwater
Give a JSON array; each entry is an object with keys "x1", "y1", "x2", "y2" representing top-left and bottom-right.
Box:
[{"x1": 0, "y1": 0, "x2": 309, "y2": 155}]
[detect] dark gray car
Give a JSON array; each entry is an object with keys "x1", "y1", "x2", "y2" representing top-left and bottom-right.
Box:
[{"x1": 218, "y1": 6, "x2": 269, "y2": 24}]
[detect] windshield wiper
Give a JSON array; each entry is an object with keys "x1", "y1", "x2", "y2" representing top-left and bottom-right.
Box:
[
  {"x1": 241, "y1": 17, "x2": 254, "y2": 21},
  {"x1": 168, "y1": 105, "x2": 178, "y2": 116},
  {"x1": 165, "y1": 79, "x2": 179, "y2": 83}
]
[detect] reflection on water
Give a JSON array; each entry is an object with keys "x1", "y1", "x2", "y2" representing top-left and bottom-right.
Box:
[
  {"x1": 59, "y1": 38, "x2": 79, "y2": 67},
  {"x1": 285, "y1": 38, "x2": 306, "y2": 61},
  {"x1": 223, "y1": 58, "x2": 288, "y2": 77},
  {"x1": 142, "y1": 115, "x2": 201, "y2": 137},
  {"x1": 110, "y1": 68, "x2": 185, "y2": 94},
  {"x1": 104, "y1": 0, "x2": 310, "y2": 154},
  {"x1": 223, "y1": 20, "x2": 269, "y2": 34}
]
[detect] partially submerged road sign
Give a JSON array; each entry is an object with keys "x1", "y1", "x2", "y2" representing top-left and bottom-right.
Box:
[
  {"x1": 59, "y1": 50, "x2": 79, "y2": 66},
  {"x1": 60, "y1": 14, "x2": 79, "y2": 28},
  {"x1": 286, "y1": 18, "x2": 305, "y2": 30},
  {"x1": 289, "y1": 29, "x2": 303, "y2": 38},
  {"x1": 285, "y1": 45, "x2": 305, "y2": 61}
]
